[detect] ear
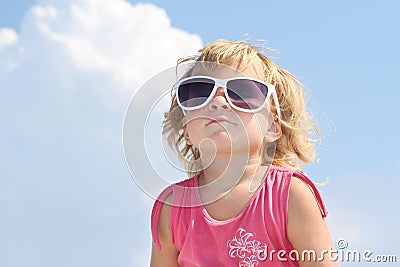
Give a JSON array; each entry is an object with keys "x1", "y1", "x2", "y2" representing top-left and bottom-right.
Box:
[
  {"x1": 182, "y1": 117, "x2": 193, "y2": 146},
  {"x1": 263, "y1": 119, "x2": 282, "y2": 143}
]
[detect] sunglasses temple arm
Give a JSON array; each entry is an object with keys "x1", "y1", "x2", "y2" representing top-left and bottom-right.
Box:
[{"x1": 272, "y1": 91, "x2": 281, "y2": 120}]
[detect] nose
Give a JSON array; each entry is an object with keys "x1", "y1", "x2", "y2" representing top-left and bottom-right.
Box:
[{"x1": 208, "y1": 87, "x2": 231, "y2": 111}]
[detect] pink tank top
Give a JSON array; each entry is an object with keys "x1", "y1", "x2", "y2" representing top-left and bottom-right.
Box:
[{"x1": 151, "y1": 165, "x2": 328, "y2": 266}]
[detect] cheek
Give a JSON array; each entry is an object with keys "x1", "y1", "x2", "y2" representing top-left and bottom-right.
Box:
[
  {"x1": 185, "y1": 118, "x2": 206, "y2": 143},
  {"x1": 246, "y1": 113, "x2": 271, "y2": 138}
]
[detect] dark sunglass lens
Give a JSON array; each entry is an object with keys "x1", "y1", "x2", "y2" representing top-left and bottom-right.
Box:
[
  {"x1": 227, "y1": 79, "x2": 268, "y2": 110},
  {"x1": 177, "y1": 78, "x2": 215, "y2": 108}
]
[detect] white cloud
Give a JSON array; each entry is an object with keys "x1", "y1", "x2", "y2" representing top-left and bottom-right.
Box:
[
  {"x1": 0, "y1": 28, "x2": 18, "y2": 49},
  {"x1": 0, "y1": 28, "x2": 21, "y2": 72},
  {"x1": 7, "y1": 0, "x2": 202, "y2": 95}
]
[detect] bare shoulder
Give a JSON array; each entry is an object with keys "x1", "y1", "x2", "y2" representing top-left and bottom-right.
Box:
[
  {"x1": 287, "y1": 176, "x2": 338, "y2": 267},
  {"x1": 287, "y1": 175, "x2": 327, "y2": 233},
  {"x1": 288, "y1": 176, "x2": 322, "y2": 216},
  {"x1": 150, "y1": 192, "x2": 180, "y2": 267}
]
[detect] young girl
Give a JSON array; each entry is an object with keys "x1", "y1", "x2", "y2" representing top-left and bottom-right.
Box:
[{"x1": 150, "y1": 40, "x2": 338, "y2": 267}]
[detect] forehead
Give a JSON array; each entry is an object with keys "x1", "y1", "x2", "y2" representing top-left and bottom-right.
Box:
[{"x1": 189, "y1": 59, "x2": 265, "y2": 80}]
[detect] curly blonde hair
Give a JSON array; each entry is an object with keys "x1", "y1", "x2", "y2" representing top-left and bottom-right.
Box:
[{"x1": 163, "y1": 39, "x2": 320, "y2": 176}]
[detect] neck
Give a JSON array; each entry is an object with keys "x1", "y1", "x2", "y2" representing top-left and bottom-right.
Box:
[{"x1": 198, "y1": 151, "x2": 269, "y2": 195}]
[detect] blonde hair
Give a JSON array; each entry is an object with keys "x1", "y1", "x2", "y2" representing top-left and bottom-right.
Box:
[{"x1": 163, "y1": 39, "x2": 320, "y2": 176}]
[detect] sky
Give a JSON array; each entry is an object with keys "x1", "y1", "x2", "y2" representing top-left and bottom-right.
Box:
[{"x1": 0, "y1": 0, "x2": 399, "y2": 266}]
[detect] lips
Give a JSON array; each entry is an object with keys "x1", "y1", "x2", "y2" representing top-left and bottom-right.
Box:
[{"x1": 205, "y1": 116, "x2": 233, "y2": 126}]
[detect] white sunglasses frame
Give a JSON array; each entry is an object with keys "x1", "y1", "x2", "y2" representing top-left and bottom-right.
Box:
[{"x1": 174, "y1": 76, "x2": 281, "y2": 119}]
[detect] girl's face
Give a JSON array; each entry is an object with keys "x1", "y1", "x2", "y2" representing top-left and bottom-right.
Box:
[{"x1": 182, "y1": 61, "x2": 278, "y2": 159}]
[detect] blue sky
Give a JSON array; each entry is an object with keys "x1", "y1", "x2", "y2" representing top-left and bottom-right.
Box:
[{"x1": 0, "y1": 0, "x2": 399, "y2": 266}]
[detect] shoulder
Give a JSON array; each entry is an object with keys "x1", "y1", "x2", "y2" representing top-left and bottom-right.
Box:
[
  {"x1": 157, "y1": 192, "x2": 173, "y2": 242},
  {"x1": 151, "y1": 188, "x2": 174, "y2": 248},
  {"x1": 150, "y1": 191, "x2": 180, "y2": 266},
  {"x1": 286, "y1": 176, "x2": 338, "y2": 266},
  {"x1": 288, "y1": 176, "x2": 323, "y2": 218},
  {"x1": 287, "y1": 176, "x2": 329, "y2": 248},
  {"x1": 152, "y1": 173, "x2": 200, "y2": 243}
]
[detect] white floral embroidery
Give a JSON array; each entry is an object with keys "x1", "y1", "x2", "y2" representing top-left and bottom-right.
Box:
[
  {"x1": 227, "y1": 227, "x2": 268, "y2": 266},
  {"x1": 240, "y1": 255, "x2": 259, "y2": 267}
]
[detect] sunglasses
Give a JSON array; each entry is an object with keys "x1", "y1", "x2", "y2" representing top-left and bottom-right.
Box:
[{"x1": 174, "y1": 76, "x2": 281, "y2": 117}]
